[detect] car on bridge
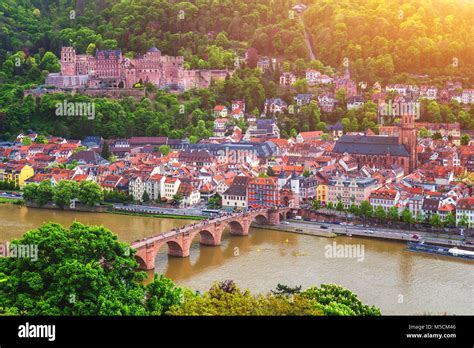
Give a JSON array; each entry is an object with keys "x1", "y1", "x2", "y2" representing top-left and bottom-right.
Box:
[{"x1": 364, "y1": 229, "x2": 375, "y2": 234}]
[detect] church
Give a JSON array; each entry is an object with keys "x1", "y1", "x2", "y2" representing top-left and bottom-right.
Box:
[{"x1": 331, "y1": 114, "x2": 417, "y2": 175}]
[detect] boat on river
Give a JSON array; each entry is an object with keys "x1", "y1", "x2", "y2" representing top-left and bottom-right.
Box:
[{"x1": 407, "y1": 241, "x2": 474, "y2": 260}]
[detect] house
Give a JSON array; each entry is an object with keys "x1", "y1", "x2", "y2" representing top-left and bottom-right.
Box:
[
  {"x1": 245, "y1": 119, "x2": 280, "y2": 139},
  {"x1": 247, "y1": 177, "x2": 280, "y2": 208},
  {"x1": 213, "y1": 118, "x2": 229, "y2": 137},
  {"x1": 264, "y1": 98, "x2": 288, "y2": 114},
  {"x1": 305, "y1": 70, "x2": 320, "y2": 85},
  {"x1": 279, "y1": 72, "x2": 296, "y2": 86},
  {"x1": 82, "y1": 136, "x2": 102, "y2": 149},
  {"x1": 70, "y1": 150, "x2": 107, "y2": 165},
  {"x1": 317, "y1": 93, "x2": 336, "y2": 112},
  {"x1": 419, "y1": 86, "x2": 438, "y2": 100},
  {"x1": 257, "y1": 56, "x2": 270, "y2": 71},
  {"x1": 385, "y1": 84, "x2": 408, "y2": 96},
  {"x1": 294, "y1": 94, "x2": 313, "y2": 106},
  {"x1": 421, "y1": 197, "x2": 440, "y2": 218},
  {"x1": 177, "y1": 182, "x2": 200, "y2": 207},
  {"x1": 128, "y1": 174, "x2": 148, "y2": 201},
  {"x1": 456, "y1": 197, "x2": 474, "y2": 227},
  {"x1": 461, "y1": 89, "x2": 474, "y2": 104},
  {"x1": 327, "y1": 122, "x2": 344, "y2": 140},
  {"x1": 213, "y1": 105, "x2": 228, "y2": 118},
  {"x1": 369, "y1": 188, "x2": 400, "y2": 212},
  {"x1": 222, "y1": 176, "x2": 249, "y2": 210},
  {"x1": 347, "y1": 96, "x2": 364, "y2": 110},
  {"x1": 162, "y1": 176, "x2": 181, "y2": 201},
  {"x1": 0, "y1": 163, "x2": 34, "y2": 188},
  {"x1": 327, "y1": 176, "x2": 380, "y2": 209},
  {"x1": 296, "y1": 131, "x2": 323, "y2": 143},
  {"x1": 231, "y1": 100, "x2": 246, "y2": 113},
  {"x1": 230, "y1": 108, "x2": 244, "y2": 120}
]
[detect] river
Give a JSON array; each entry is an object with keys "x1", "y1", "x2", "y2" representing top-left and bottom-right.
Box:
[{"x1": 0, "y1": 205, "x2": 472, "y2": 315}]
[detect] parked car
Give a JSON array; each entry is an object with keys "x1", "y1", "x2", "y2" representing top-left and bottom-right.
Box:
[
  {"x1": 412, "y1": 234, "x2": 420, "y2": 240},
  {"x1": 294, "y1": 216, "x2": 302, "y2": 220},
  {"x1": 320, "y1": 225, "x2": 329, "y2": 229},
  {"x1": 281, "y1": 221, "x2": 290, "y2": 225}
]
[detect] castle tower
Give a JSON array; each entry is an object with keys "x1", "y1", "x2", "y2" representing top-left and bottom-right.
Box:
[
  {"x1": 399, "y1": 114, "x2": 417, "y2": 173},
  {"x1": 61, "y1": 47, "x2": 77, "y2": 76}
]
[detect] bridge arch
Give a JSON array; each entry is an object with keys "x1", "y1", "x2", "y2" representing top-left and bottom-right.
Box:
[
  {"x1": 228, "y1": 220, "x2": 246, "y2": 235},
  {"x1": 254, "y1": 214, "x2": 269, "y2": 225},
  {"x1": 167, "y1": 240, "x2": 185, "y2": 257},
  {"x1": 190, "y1": 229, "x2": 221, "y2": 246},
  {"x1": 135, "y1": 254, "x2": 148, "y2": 270}
]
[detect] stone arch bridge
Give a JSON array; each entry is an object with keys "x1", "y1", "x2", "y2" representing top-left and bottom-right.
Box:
[{"x1": 132, "y1": 208, "x2": 292, "y2": 270}]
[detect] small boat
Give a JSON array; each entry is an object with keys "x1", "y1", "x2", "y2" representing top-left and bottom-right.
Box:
[{"x1": 407, "y1": 241, "x2": 474, "y2": 260}]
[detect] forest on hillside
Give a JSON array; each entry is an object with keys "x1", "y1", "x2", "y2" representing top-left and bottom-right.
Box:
[{"x1": 0, "y1": 0, "x2": 474, "y2": 141}]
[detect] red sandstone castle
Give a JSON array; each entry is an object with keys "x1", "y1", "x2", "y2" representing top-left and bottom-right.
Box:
[{"x1": 46, "y1": 46, "x2": 229, "y2": 91}]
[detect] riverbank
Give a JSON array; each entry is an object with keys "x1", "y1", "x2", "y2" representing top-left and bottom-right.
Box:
[
  {"x1": 282, "y1": 219, "x2": 474, "y2": 250},
  {"x1": 109, "y1": 210, "x2": 203, "y2": 220}
]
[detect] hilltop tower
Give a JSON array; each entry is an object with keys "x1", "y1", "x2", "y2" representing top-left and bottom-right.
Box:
[
  {"x1": 399, "y1": 114, "x2": 417, "y2": 173},
  {"x1": 60, "y1": 47, "x2": 77, "y2": 76}
]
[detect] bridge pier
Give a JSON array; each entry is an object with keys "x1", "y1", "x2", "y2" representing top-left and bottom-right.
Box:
[{"x1": 267, "y1": 209, "x2": 281, "y2": 225}]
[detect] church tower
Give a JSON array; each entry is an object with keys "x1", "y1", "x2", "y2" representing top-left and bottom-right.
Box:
[
  {"x1": 399, "y1": 114, "x2": 417, "y2": 173},
  {"x1": 61, "y1": 47, "x2": 77, "y2": 76}
]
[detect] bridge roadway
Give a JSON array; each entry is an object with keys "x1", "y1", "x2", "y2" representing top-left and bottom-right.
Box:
[{"x1": 131, "y1": 207, "x2": 291, "y2": 270}]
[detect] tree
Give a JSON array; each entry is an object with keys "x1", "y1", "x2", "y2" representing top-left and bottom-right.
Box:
[
  {"x1": 142, "y1": 191, "x2": 150, "y2": 203},
  {"x1": 22, "y1": 183, "x2": 39, "y2": 203},
  {"x1": 461, "y1": 134, "x2": 471, "y2": 146},
  {"x1": 172, "y1": 193, "x2": 183, "y2": 206},
  {"x1": 374, "y1": 206, "x2": 386, "y2": 220},
  {"x1": 458, "y1": 214, "x2": 468, "y2": 228},
  {"x1": 313, "y1": 200, "x2": 321, "y2": 210},
  {"x1": 21, "y1": 137, "x2": 32, "y2": 145},
  {"x1": 326, "y1": 202, "x2": 334, "y2": 210},
  {"x1": 52, "y1": 180, "x2": 79, "y2": 208},
  {"x1": 36, "y1": 180, "x2": 53, "y2": 206},
  {"x1": 302, "y1": 170, "x2": 310, "y2": 178},
  {"x1": 388, "y1": 206, "x2": 399, "y2": 221},
  {"x1": 208, "y1": 193, "x2": 222, "y2": 209},
  {"x1": 359, "y1": 201, "x2": 373, "y2": 218},
  {"x1": 35, "y1": 135, "x2": 48, "y2": 144},
  {"x1": 349, "y1": 204, "x2": 360, "y2": 216},
  {"x1": 302, "y1": 284, "x2": 381, "y2": 316},
  {"x1": 77, "y1": 181, "x2": 104, "y2": 207},
  {"x1": 0, "y1": 222, "x2": 184, "y2": 315},
  {"x1": 336, "y1": 201, "x2": 344, "y2": 211},
  {"x1": 101, "y1": 141, "x2": 111, "y2": 161},
  {"x1": 266, "y1": 166, "x2": 275, "y2": 177},
  {"x1": 401, "y1": 208, "x2": 413, "y2": 224},
  {"x1": 418, "y1": 127, "x2": 432, "y2": 138},
  {"x1": 429, "y1": 214, "x2": 442, "y2": 228},
  {"x1": 159, "y1": 145, "x2": 170, "y2": 156},
  {"x1": 443, "y1": 212, "x2": 455, "y2": 228},
  {"x1": 168, "y1": 280, "x2": 322, "y2": 316},
  {"x1": 144, "y1": 274, "x2": 183, "y2": 315}
]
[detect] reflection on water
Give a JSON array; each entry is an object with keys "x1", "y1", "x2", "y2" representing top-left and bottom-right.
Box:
[{"x1": 1, "y1": 205, "x2": 473, "y2": 315}]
